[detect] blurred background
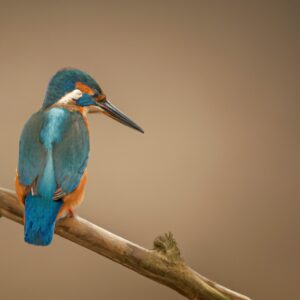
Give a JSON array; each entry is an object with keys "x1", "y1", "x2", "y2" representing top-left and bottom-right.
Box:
[{"x1": 0, "y1": 1, "x2": 299, "y2": 299}]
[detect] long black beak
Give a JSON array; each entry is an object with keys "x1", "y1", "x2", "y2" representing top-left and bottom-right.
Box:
[{"x1": 97, "y1": 100, "x2": 144, "y2": 133}]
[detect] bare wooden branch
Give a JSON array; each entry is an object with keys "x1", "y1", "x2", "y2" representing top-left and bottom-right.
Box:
[{"x1": 0, "y1": 187, "x2": 251, "y2": 300}]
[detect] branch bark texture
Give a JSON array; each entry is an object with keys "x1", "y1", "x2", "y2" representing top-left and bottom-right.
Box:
[{"x1": 0, "y1": 187, "x2": 251, "y2": 300}]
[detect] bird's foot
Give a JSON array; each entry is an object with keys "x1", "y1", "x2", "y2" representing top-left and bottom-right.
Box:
[
  {"x1": 57, "y1": 208, "x2": 76, "y2": 220},
  {"x1": 67, "y1": 208, "x2": 75, "y2": 218}
]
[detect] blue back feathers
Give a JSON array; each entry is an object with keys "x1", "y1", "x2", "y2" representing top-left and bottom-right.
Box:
[{"x1": 19, "y1": 107, "x2": 90, "y2": 245}]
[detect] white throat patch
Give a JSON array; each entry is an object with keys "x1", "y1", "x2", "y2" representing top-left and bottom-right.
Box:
[{"x1": 57, "y1": 89, "x2": 83, "y2": 105}]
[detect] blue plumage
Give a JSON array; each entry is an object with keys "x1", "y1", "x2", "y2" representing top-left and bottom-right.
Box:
[
  {"x1": 18, "y1": 112, "x2": 47, "y2": 186},
  {"x1": 76, "y1": 94, "x2": 97, "y2": 107},
  {"x1": 52, "y1": 110, "x2": 89, "y2": 194},
  {"x1": 18, "y1": 107, "x2": 89, "y2": 246},
  {"x1": 24, "y1": 194, "x2": 63, "y2": 246}
]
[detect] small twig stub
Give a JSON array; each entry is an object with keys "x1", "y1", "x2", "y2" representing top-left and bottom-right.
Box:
[{"x1": 153, "y1": 232, "x2": 182, "y2": 262}]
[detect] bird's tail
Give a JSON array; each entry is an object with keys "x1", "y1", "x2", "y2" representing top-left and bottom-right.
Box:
[{"x1": 24, "y1": 193, "x2": 63, "y2": 246}]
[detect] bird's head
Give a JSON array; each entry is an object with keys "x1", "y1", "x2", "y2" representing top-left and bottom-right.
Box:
[{"x1": 43, "y1": 68, "x2": 143, "y2": 133}]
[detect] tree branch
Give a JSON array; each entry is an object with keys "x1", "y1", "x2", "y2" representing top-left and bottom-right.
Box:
[{"x1": 0, "y1": 187, "x2": 251, "y2": 300}]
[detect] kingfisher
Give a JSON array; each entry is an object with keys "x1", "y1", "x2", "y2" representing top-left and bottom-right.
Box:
[{"x1": 15, "y1": 68, "x2": 143, "y2": 246}]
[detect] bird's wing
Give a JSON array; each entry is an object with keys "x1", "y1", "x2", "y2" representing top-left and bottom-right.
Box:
[
  {"x1": 18, "y1": 111, "x2": 47, "y2": 187},
  {"x1": 52, "y1": 110, "x2": 90, "y2": 195},
  {"x1": 18, "y1": 109, "x2": 90, "y2": 198}
]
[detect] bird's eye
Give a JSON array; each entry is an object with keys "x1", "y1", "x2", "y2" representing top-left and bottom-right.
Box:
[{"x1": 93, "y1": 89, "x2": 100, "y2": 97}]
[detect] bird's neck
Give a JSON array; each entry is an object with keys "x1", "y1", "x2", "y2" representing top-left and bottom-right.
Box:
[
  {"x1": 51, "y1": 102, "x2": 88, "y2": 116},
  {"x1": 47, "y1": 103, "x2": 90, "y2": 131}
]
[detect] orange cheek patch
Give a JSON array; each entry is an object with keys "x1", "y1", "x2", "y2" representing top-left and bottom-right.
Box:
[{"x1": 75, "y1": 82, "x2": 94, "y2": 95}]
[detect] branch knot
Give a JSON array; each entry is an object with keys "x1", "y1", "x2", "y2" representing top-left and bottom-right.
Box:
[{"x1": 153, "y1": 232, "x2": 182, "y2": 261}]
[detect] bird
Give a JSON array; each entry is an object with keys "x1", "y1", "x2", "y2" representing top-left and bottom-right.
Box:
[{"x1": 15, "y1": 68, "x2": 143, "y2": 246}]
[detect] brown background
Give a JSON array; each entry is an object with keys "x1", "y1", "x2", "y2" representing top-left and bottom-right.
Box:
[{"x1": 0, "y1": 1, "x2": 299, "y2": 300}]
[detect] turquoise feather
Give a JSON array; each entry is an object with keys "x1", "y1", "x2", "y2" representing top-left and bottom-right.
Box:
[{"x1": 18, "y1": 107, "x2": 89, "y2": 246}]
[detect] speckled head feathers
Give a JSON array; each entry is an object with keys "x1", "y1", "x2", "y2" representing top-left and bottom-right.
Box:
[{"x1": 43, "y1": 68, "x2": 103, "y2": 108}]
